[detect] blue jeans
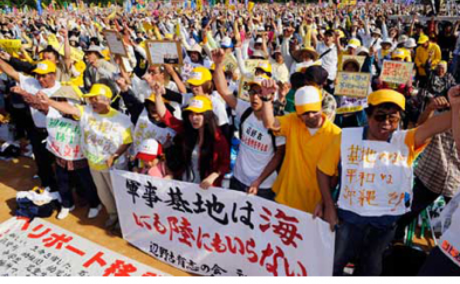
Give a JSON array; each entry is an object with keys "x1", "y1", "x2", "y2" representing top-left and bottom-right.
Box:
[
  {"x1": 229, "y1": 176, "x2": 276, "y2": 201},
  {"x1": 333, "y1": 220, "x2": 397, "y2": 276}
]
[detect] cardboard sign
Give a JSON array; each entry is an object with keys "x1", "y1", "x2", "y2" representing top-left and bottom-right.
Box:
[
  {"x1": 145, "y1": 40, "x2": 183, "y2": 66},
  {"x1": 245, "y1": 59, "x2": 269, "y2": 75},
  {"x1": 238, "y1": 76, "x2": 253, "y2": 102},
  {"x1": 0, "y1": 218, "x2": 168, "y2": 276},
  {"x1": 380, "y1": 60, "x2": 414, "y2": 85},
  {"x1": 110, "y1": 170, "x2": 335, "y2": 276},
  {"x1": 103, "y1": 29, "x2": 128, "y2": 57},
  {"x1": 222, "y1": 53, "x2": 238, "y2": 72},
  {"x1": 335, "y1": 72, "x2": 371, "y2": 98}
]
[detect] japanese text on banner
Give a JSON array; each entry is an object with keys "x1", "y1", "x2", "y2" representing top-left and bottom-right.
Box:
[{"x1": 110, "y1": 170, "x2": 335, "y2": 276}]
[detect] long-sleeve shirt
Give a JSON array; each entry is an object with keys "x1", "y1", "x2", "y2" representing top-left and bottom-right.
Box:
[{"x1": 161, "y1": 109, "x2": 230, "y2": 186}]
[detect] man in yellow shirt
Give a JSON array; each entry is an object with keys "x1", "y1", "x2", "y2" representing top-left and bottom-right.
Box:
[
  {"x1": 260, "y1": 80, "x2": 341, "y2": 214},
  {"x1": 315, "y1": 89, "x2": 453, "y2": 276},
  {"x1": 415, "y1": 35, "x2": 441, "y2": 87}
]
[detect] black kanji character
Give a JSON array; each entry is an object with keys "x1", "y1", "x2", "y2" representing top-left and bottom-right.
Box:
[
  {"x1": 126, "y1": 179, "x2": 141, "y2": 204},
  {"x1": 205, "y1": 194, "x2": 229, "y2": 225},
  {"x1": 165, "y1": 187, "x2": 192, "y2": 213},
  {"x1": 142, "y1": 182, "x2": 162, "y2": 208},
  {"x1": 192, "y1": 193, "x2": 206, "y2": 214},
  {"x1": 210, "y1": 264, "x2": 228, "y2": 276}
]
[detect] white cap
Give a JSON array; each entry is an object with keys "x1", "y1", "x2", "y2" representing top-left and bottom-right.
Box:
[
  {"x1": 405, "y1": 38, "x2": 417, "y2": 48},
  {"x1": 294, "y1": 86, "x2": 322, "y2": 115}
]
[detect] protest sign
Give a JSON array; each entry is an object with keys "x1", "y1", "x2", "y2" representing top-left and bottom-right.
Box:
[
  {"x1": 380, "y1": 60, "x2": 414, "y2": 85},
  {"x1": 245, "y1": 59, "x2": 269, "y2": 74},
  {"x1": 238, "y1": 76, "x2": 252, "y2": 102},
  {"x1": 222, "y1": 53, "x2": 238, "y2": 72},
  {"x1": 335, "y1": 72, "x2": 371, "y2": 98},
  {"x1": 0, "y1": 217, "x2": 168, "y2": 276},
  {"x1": 0, "y1": 40, "x2": 21, "y2": 54},
  {"x1": 145, "y1": 40, "x2": 183, "y2": 66},
  {"x1": 340, "y1": 55, "x2": 365, "y2": 71},
  {"x1": 110, "y1": 170, "x2": 335, "y2": 276},
  {"x1": 103, "y1": 29, "x2": 128, "y2": 57}
]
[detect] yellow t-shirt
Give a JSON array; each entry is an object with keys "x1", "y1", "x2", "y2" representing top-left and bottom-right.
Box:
[
  {"x1": 317, "y1": 128, "x2": 427, "y2": 177},
  {"x1": 272, "y1": 113, "x2": 342, "y2": 214}
]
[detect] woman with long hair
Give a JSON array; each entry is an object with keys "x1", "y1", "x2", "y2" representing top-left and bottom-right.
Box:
[{"x1": 152, "y1": 82, "x2": 230, "y2": 189}]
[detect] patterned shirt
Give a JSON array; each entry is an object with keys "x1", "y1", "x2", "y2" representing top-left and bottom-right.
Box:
[{"x1": 415, "y1": 130, "x2": 460, "y2": 198}]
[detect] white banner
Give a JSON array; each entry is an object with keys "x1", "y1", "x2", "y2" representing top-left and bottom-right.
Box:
[
  {"x1": 110, "y1": 170, "x2": 335, "y2": 276},
  {"x1": 0, "y1": 217, "x2": 168, "y2": 276}
]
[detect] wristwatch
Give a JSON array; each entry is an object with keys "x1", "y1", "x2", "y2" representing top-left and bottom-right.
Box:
[{"x1": 260, "y1": 96, "x2": 272, "y2": 102}]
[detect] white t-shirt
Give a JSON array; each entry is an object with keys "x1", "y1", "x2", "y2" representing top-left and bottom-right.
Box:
[
  {"x1": 19, "y1": 74, "x2": 61, "y2": 128},
  {"x1": 316, "y1": 43, "x2": 338, "y2": 81},
  {"x1": 182, "y1": 92, "x2": 229, "y2": 127},
  {"x1": 233, "y1": 100, "x2": 286, "y2": 189}
]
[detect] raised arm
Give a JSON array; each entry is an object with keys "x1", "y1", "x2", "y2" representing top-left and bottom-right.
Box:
[
  {"x1": 211, "y1": 49, "x2": 237, "y2": 110},
  {"x1": 260, "y1": 79, "x2": 281, "y2": 131},
  {"x1": 36, "y1": 92, "x2": 81, "y2": 118},
  {"x1": 0, "y1": 58, "x2": 20, "y2": 82}
]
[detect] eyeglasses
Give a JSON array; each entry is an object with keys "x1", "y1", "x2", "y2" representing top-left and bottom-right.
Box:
[
  {"x1": 373, "y1": 113, "x2": 400, "y2": 124},
  {"x1": 248, "y1": 89, "x2": 261, "y2": 96}
]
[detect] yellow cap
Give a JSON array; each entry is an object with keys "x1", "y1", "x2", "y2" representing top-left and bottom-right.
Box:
[
  {"x1": 294, "y1": 86, "x2": 322, "y2": 114},
  {"x1": 83, "y1": 84, "x2": 113, "y2": 99},
  {"x1": 32, "y1": 60, "x2": 57, "y2": 75},
  {"x1": 368, "y1": 89, "x2": 405, "y2": 111},
  {"x1": 145, "y1": 93, "x2": 156, "y2": 103},
  {"x1": 186, "y1": 67, "x2": 212, "y2": 86},
  {"x1": 347, "y1": 38, "x2": 361, "y2": 49},
  {"x1": 391, "y1": 48, "x2": 406, "y2": 60},
  {"x1": 255, "y1": 61, "x2": 272, "y2": 74},
  {"x1": 418, "y1": 35, "x2": 429, "y2": 44},
  {"x1": 183, "y1": 95, "x2": 213, "y2": 113},
  {"x1": 248, "y1": 75, "x2": 271, "y2": 87}
]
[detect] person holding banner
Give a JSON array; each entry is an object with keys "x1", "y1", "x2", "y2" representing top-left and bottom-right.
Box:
[
  {"x1": 260, "y1": 79, "x2": 341, "y2": 214},
  {"x1": 316, "y1": 89, "x2": 454, "y2": 276},
  {"x1": 37, "y1": 83, "x2": 133, "y2": 229},
  {"x1": 212, "y1": 48, "x2": 285, "y2": 200},
  {"x1": 152, "y1": 82, "x2": 230, "y2": 189}
]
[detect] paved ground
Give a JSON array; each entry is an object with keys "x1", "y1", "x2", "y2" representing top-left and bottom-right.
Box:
[{"x1": 0, "y1": 157, "x2": 190, "y2": 276}]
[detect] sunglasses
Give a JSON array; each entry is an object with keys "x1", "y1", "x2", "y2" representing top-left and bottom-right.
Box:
[
  {"x1": 373, "y1": 113, "x2": 400, "y2": 124},
  {"x1": 248, "y1": 88, "x2": 261, "y2": 96}
]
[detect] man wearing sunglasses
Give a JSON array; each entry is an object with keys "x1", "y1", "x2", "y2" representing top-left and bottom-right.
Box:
[
  {"x1": 315, "y1": 89, "x2": 453, "y2": 276},
  {"x1": 0, "y1": 58, "x2": 61, "y2": 192}
]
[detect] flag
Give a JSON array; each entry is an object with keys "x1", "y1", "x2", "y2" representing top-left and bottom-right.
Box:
[
  {"x1": 191, "y1": 0, "x2": 196, "y2": 10},
  {"x1": 197, "y1": 0, "x2": 202, "y2": 11},
  {"x1": 37, "y1": 0, "x2": 43, "y2": 15}
]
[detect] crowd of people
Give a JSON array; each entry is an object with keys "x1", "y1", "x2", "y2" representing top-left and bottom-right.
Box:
[{"x1": 0, "y1": 1, "x2": 459, "y2": 276}]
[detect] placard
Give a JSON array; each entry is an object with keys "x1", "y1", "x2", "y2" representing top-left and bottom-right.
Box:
[
  {"x1": 245, "y1": 59, "x2": 269, "y2": 74},
  {"x1": 110, "y1": 170, "x2": 335, "y2": 276},
  {"x1": 0, "y1": 217, "x2": 168, "y2": 276},
  {"x1": 145, "y1": 40, "x2": 183, "y2": 66},
  {"x1": 222, "y1": 53, "x2": 239, "y2": 73},
  {"x1": 335, "y1": 72, "x2": 371, "y2": 98},
  {"x1": 380, "y1": 60, "x2": 414, "y2": 85},
  {"x1": 238, "y1": 76, "x2": 253, "y2": 102},
  {"x1": 103, "y1": 29, "x2": 128, "y2": 57}
]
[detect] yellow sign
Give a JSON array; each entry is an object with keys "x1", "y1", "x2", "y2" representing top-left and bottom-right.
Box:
[
  {"x1": 0, "y1": 40, "x2": 22, "y2": 54},
  {"x1": 248, "y1": 2, "x2": 255, "y2": 13}
]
